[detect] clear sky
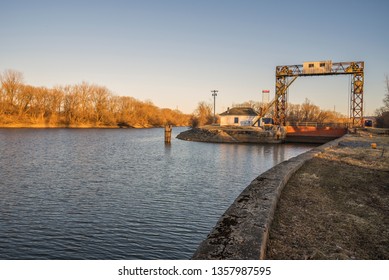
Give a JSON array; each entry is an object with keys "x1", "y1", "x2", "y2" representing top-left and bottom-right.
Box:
[{"x1": 1, "y1": 0, "x2": 388, "y2": 115}]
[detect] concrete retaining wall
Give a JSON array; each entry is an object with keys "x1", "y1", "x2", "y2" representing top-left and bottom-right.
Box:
[{"x1": 192, "y1": 136, "x2": 345, "y2": 259}]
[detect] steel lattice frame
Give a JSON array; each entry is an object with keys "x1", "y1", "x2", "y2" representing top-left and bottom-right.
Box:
[
  {"x1": 351, "y1": 71, "x2": 364, "y2": 127},
  {"x1": 274, "y1": 61, "x2": 364, "y2": 127}
]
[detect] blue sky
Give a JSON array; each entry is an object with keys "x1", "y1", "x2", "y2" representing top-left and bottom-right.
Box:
[{"x1": 1, "y1": 0, "x2": 388, "y2": 115}]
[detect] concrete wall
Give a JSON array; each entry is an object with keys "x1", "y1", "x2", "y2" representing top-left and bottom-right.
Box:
[{"x1": 192, "y1": 136, "x2": 344, "y2": 259}]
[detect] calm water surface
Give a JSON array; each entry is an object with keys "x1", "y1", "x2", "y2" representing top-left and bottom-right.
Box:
[{"x1": 0, "y1": 128, "x2": 315, "y2": 259}]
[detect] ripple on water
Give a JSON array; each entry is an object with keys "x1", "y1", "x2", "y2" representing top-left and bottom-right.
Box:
[{"x1": 0, "y1": 128, "x2": 315, "y2": 259}]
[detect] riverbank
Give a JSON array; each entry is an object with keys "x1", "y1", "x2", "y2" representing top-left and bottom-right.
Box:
[
  {"x1": 192, "y1": 129, "x2": 389, "y2": 259},
  {"x1": 266, "y1": 130, "x2": 389, "y2": 259},
  {"x1": 0, "y1": 117, "x2": 188, "y2": 129},
  {"x1": 0, "y1": 123, "x2": 161, "y2": 129}
]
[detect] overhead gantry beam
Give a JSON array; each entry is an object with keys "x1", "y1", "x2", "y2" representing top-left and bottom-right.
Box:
[{"x1": 274, "y1": 61, "x2": 364, "y2": 127}]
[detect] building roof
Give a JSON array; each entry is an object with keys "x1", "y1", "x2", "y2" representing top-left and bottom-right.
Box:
[{"x1": 219, "y1": 107, "x2": 258, "y2": 116}]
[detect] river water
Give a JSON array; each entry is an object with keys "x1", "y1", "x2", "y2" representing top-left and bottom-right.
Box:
[{"x1": 0, "y1": 127, "x2": 315, "y2": 259}]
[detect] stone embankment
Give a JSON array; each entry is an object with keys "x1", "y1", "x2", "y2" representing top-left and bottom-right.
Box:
[
  {"x1": 192, "y1": 129, "x2": 389, "y2": 259},
  {"x1": 177, "y1": 126, "x2": 286, "y2": 143}
]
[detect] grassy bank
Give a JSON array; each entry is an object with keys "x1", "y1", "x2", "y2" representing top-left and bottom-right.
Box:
[{"x1": 266, "y1": 130, "x2": 389, "y2": 259}]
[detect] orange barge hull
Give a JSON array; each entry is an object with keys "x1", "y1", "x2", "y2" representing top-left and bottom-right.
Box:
[{"x1": 285, "y1": 126, "x2": 347, "y2": 143}]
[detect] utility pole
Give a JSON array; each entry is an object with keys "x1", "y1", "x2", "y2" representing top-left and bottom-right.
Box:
[{"x1": 211, "y1": 90, "x2": 218, "y2": 124}]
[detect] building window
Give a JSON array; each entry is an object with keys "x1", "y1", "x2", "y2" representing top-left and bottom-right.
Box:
[
  {"x1": 234, "y1": 117, "x2": 239, "y2": 124},
  {"x1": 320, "y1": 63, "x2": 325, "y2": 67},
  {"x1": 309, "y1": 63, "x2": 314, "y2": 68}
]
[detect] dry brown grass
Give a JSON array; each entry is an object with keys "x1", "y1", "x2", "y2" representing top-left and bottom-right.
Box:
[{"x1": 266, "y1": 133, "x2": 389, "y2": 259}]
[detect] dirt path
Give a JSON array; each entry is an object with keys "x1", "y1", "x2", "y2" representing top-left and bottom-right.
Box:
[{"x1": 266, "y1": 131, "x2": 389, "y2": 259}]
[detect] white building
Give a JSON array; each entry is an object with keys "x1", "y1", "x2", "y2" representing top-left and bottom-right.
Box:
[{"x1": 219, "y1": 107, "x2": 259, "y2": 126}]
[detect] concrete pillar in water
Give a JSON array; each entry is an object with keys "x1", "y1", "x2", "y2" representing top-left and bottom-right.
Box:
[{"x1": 165, "y1": 125, "x2": 172, "y2": 143}]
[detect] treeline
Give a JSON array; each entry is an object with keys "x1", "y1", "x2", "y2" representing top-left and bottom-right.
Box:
[
  {"x1": 0, "y1": 70, "x2": 190, "y2": 127},
  {"x1": 286, "y1": 99, "x2": 348, "y2": 124},
  {"x1": 190, "y1": 98, "x2": 348, "y2": 127},
  {"x1": 233, "y1": 98, "x2": 348, "y2": 124},
  {"x1": 375, "y1": 75, "x2": 389, "y2": 128}
]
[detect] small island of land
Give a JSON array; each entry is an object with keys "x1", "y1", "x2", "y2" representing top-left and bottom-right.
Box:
[{"x1": 176, "y1": 125, "x2": 286, "y2": 144}]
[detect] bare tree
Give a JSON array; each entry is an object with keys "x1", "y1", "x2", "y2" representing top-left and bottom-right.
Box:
[
  {"x1": 47, "y1": 87, "x2": 64, "y2": 124},
  {"x1": 190, "y1": 101, "x2": 213, "y2": 127},
  {"x1": 90, "y1": 85, "x2": 111, "y2": 125},
  {"x1": 16, "y1": 85, "x2": 34, "y2": 117},
  {"x1": 0, "y1": 69, "x2": 24, "y2": 115}
]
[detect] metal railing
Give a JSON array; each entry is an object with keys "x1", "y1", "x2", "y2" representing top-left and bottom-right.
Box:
[{"x1": 286, "y1": 122, "x2": 350, "y2": 128}]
